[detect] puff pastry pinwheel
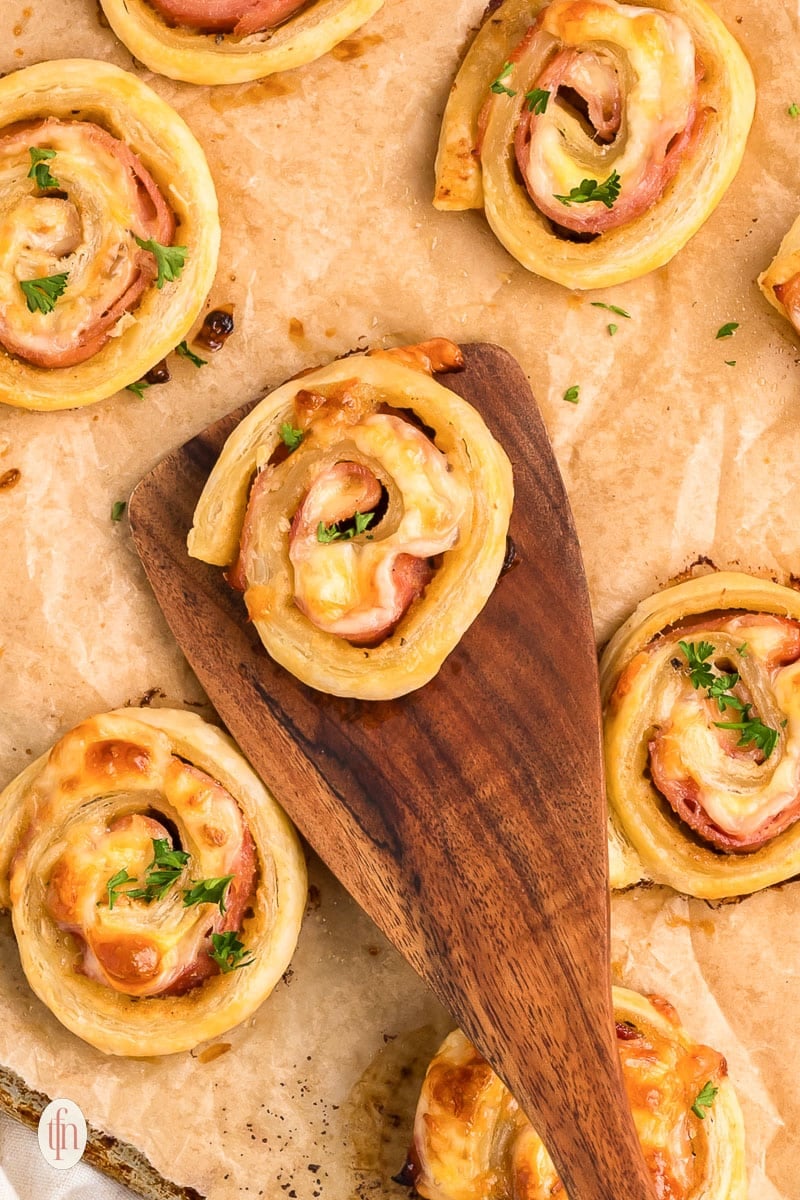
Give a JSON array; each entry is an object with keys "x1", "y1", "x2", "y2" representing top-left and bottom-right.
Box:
[
  {"x1": 602, "y1": 572, "x2": 800, "y2": 899},
  {"x1": 98, "y1": 0, "x2": 386, "y2": 85},
  {"x1": 404, "y1": 988, "x2": 746, "y2": 1200},
  {"x1": 0, "y1": 59, "x2": 219, "y2": 411},
  {"x1": 758, "y1": 213, "x2": 800, "y2": 336},
  {"x1": 0, "y1": 708, "x2": 305, "y2": 1056},
  {"x1": 434, "y1": 0, "x2": 754, "y2": 290},
  {"x1": 188, "y1": 339, "x2": 513, "y2": 701}
]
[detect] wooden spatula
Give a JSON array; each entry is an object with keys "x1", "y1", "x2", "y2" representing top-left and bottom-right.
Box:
[{"x1": 129, "y1": 342, "x2": 655, "y2": 1200}]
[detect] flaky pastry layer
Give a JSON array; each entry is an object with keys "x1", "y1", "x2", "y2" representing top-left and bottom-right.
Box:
[
  {"x1": 434, "y1": 0, "x2": 754, "y2": 289},
  {"x1": 0, "y1": 708, "x2": 306, "y2": 1056},
  {"x1": 0, "y1": 59, "x2": 219, "y2": 410},
  {"x1": 99, "y1": 0, "x2": 385, "y2": 85},
  {"x1": 408, "y1": 988, "x2": 745, "y2": 1200},
  {"x1": 602, "y1": 572, "x2": 800, "y2": 898},
  {"x1": 188, "y1": 345, "x2": 514, "y2": 700}
]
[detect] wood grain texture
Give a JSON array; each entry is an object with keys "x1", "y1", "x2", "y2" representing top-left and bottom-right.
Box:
[{"x1": 129, "y1": 342, "x2": 656, "y2": 1200}]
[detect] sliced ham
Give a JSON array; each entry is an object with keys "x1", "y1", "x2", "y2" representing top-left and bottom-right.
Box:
[
  {"x1": 148, "y1": 0, "x2": 307, "y2": 35},
  {"x1": 0, "y1": 119, "x2": 175, "y2": 370}
]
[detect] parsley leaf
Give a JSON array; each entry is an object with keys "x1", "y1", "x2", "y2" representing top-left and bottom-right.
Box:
[
  {"x1": 526, "y1": 88, "x2": 550, "y2": 114},
  {"x1": 316, "y1": 511, "x2": 375, "y2": 543},
  {"x1": 590, "y1": 302, "x2": 631, "y2": 319},
  {"x1": 106, "y1": 868, "x2": 136, "y2": 910},
  {"x1": 176, "y1": 340, "x2": 207, "y2": 368},
  {"x1": 134, "y1": 236, "x2": 188, "y2": 289},
  {"x1": 19, "y1": 272, "x2": 69, "y2": 315},
  {"x1": 737, "y1": 643, "x2": 748, "y2": 656},
  {"x1": 210, "y1": 931, "x2": 255, "y2": 974},
  {"x1": 279, "y1": 422, "x2": 304, "y2": 451},
  {"x1": 183, "y1": 875, "x2": 234, "y2": 914},
  {"x1": 489, "y1": 61, "x2": 516, "y2": 97},
  {"x1": 691, "y1": 1081, "x2": 719, "y2": 1120},
  {"x1": 790, "y1": 103, "x2": 800, "y2": 118},
  {"x1": 28, "y1": 146, "x2": 59, "y2": 190},
  {"x1": 714, "y1": 712, "x2": 779, "y2": 759},
  {"x1": 555, "y1": 170, "x2": 621, "y2": 209},
  {"x1": 678, "y1": 639, "x2": 715, "y2": 690},
  {"x1": 563, "y1": 385, "x2": 580, "y2": 404},
  {"x1": 608, "y1": 323, "x2": 618, "y2": 336},
  {"x1": 124, "y1": 838, "x2": 190, "y2": 903},
  {"x1": 111, "y1": 500, "x2": 127, "y2": 523},
  {"x1": 715, "y1": 322, "x2": 739, "y2": 339},
  {"x1": 724, "y1": 360, "x2": 736, "y2": 366},
  {"x1": 126, "y1": 379, "x2": 150, "y2": 400}
]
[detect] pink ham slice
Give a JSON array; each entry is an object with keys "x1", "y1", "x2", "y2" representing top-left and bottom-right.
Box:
[
  {"x1": 511, "y1": 34, "x2": 702, "y2": 235},
  {"x1": 0, "y1": 119, "x2": 175, "y2": 370},
  {"x1": 148, "y1": 0, "x2": 308, "y2": 35},
  {"x1": 648, "y1": 614, "x2": 800, "y2": 853}
]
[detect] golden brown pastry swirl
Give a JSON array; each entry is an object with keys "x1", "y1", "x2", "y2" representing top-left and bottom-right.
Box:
[
  {"x1": 98, "y1": 0, "x2": 386, "y2": 85},
  {"x1": 434, "y1": 0, "x2": 754, "y2": 289},
  {"x1": 603, "y1": 572, "x2": 800, "y2": 898},
  {"x1": 405, "y1": 988, "x2": 746, "y2": 1200},
  {"x1": 0, "y1": 59, "x2": 219, "y2": 411},
  {"x1": 188, "y1": 340, "x2": 514, "y2": 700},
  {"x1": 0, "y1": 708, "x2": 306, "y2": 1056}
]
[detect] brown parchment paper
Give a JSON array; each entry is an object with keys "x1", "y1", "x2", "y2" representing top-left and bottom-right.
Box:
[{"x1": 1, "y1": 0, "x2": 800, "y2": 1196}]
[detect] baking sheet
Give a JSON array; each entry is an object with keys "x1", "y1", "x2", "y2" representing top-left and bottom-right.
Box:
[{"x1": 1, "y1": 0, "x2": 799, "y2": 1195}]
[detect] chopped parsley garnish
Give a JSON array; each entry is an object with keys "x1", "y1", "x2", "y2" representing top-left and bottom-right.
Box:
[
  {"x1": 725, "y1": 360, "x2": 736, "y2": 366},
  {"x1": 691, "y1": 1081, "x2": 719, "y2": 1120},
  {"x1": 608, "y1": 324, "x2": 618, "y2": 336},
  {"x1": 489, "y1": 61, "x2": 516, "y2": 97},
  {"x1": 678, "y1": 639, "x2": 715, "y2": 689},
  {"x1": 715, "y1": 322, "x2": 739, "y2": 339},
  {"x1": 28, "y1": 147, "x2": 59, "y2": 190},
  {"x1": 210, "y1": 931, "x2": 255, "y2": 974},
  {"x1": 176, "y1": 340, "x2": 207, "y2": 368},
  {"x1": 106, "y1": 868, "x2": 136, "y2": 910},
  {"x1": 316, "y1": 511, "x2": 375, "y2": 543},
  {"x1": 563, "y1": 385, "x2": 580, "y2": 404},
  {"x1": 279, "y1": 422, "x2": 304, "y2": 451},
  {"x1": 183, "y1": 875, "x2": 234, "y2": 914},
  {"x1": 714, "y1": 714, "x2": 779, "y2": 758},
  {"x1": 555, "y1": 170, "x2": 621, "y2": 209},
  {"x1": 126, "y1": 379, "x2": 151, "y2": 400},
  {"x1": 526, "y1": 88, "x2": 550, "y2": 114},
  {"x1": 679, "y1": 640, "x2": 779, "y2": 758},
  {"x1": 122, "y1": 838, "x2": 190, "y2": 904},
  {"x1": 111, "y1": 500, "x2": 127, "y2": 523},
  {"x1": 789, "y1": 103, "x2": 800, "y2": 118},
  {"x1": 134, "y1": 236, "x2": 188, "y2": 289},
  {"x1": 737, "y1": 643, "x2": 748, "y2": 656},
  {"x1": 19, "y1": 272, "x2": 69, "y2": 315},
  {"x1": 590, "y1": 302, "x2": 631, "y2": 319}
]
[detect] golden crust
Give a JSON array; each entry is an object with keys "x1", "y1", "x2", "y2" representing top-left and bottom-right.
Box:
[
  {"x1": 188, "y1": 348, "x2": 514, "y2": 700},
  {"x1": 602, "y1": 572, "x2": 800, "y2": 898},
  {"x1": 0, "y1": 708, "x2": 306, "y2": 1056},
  {"x1": 758, "y1": 211, "x2": 800, "y2": 325},
  {"x1": 0, "y1": 59, "x2": 220, "y2": 411},
  {"x1": 411, "y1": 988, "x2": 746, "y2": 1200},
  {"x1": 99, "y1": 0, "x2": 386, "y2": 85},
  {"x1": 434, "y1": 0, "x2": 755, "y2": 290}
]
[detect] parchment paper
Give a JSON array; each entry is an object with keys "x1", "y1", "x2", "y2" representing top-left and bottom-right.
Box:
[{"x1": 0, "y1": 0, "x2": 799, "y2": 1196}]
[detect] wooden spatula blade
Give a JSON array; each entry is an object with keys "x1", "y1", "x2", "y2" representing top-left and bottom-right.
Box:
[{"x1": 130, "y1": 343, "x2": 655, "y2": 1200}]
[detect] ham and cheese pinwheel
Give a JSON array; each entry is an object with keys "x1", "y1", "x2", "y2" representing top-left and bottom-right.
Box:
[
  {"x1": 404, "y1": 989, "x2": 746, "y2": 1200},
  {"x1": 602, "y1": 573, "x2": 800, "y2": 898},
  {"x1": 434, "y1": 0, "x2": 754, "y2": 289},
  {"x1": 0, "y1": 708, "x2": 306, "y2": 1056},
  {"x1": 0, "y1": 59, "x2": 219, "y2": 411},
  {"x1": 188, "y1": 339, "x2": 513, "y2": 700},
  {"x1": 99, "y1": 0, "x2": 385, "y2": 85},
  {"x1": 758, "y1": 213, "x2": 800, "y2": 336}
]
